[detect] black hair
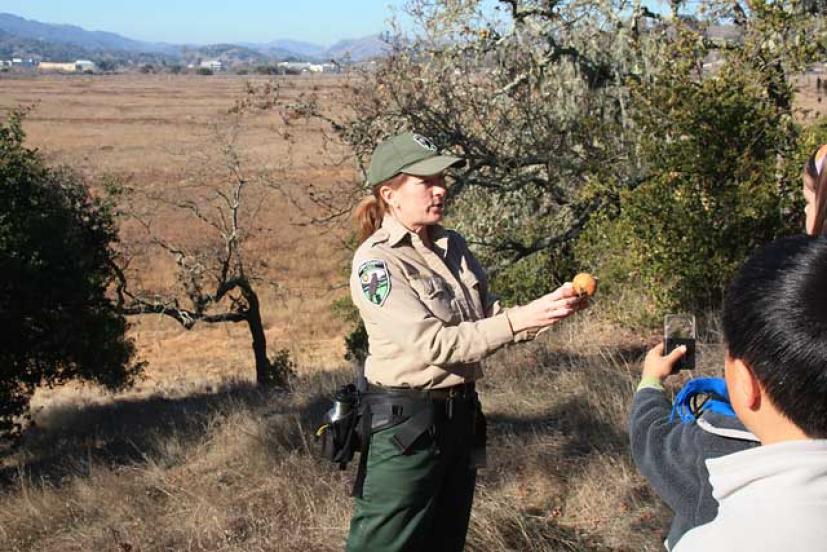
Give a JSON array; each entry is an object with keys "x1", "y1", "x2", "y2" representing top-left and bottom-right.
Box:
[{"x1": 723, "y1": 235, "x2": 827, "y2": 437}]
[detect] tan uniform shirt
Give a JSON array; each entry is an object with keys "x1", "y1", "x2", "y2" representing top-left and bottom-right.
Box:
[{"x1": 351, "y1": 215, "x2": 526, "y2": 389}]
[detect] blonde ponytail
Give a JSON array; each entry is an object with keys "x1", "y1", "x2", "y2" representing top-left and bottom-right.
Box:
[
  {"x1": 354, "y1": 174, "x2": 407, "y2": 244},
  {"x1": 354, "y1": 193, "x2": 387, "y2": 244}
]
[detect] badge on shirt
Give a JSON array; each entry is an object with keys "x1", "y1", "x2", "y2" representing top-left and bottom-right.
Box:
[{"x1": 358, "y1": 260, "x2": 391, "y2": 306}]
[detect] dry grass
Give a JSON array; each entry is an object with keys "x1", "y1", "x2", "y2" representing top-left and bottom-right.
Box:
[
  {"x1": 0, "y1": 72, "x2": 802, "y2": 550},
  {"x1": 0, "y1": 311, "x2": 702, "y2": 552},
  {"x1": 0, "y1": 300, "x2": 734, "y2": 551},
  {"x1": 796, "y1": 71, "x2": 826, "y2": 122},
  {"x1": 0, "y1": 74, "x2": 356, "y2": 391}
]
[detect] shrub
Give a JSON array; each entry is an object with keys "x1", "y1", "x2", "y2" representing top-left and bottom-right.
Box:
[
  {"x1": 0, "y1": 110, "x2": 142, "y2": 438},
  {"x1": 331, "y1": 296, "x2": 368, "y2": 363},
  {"x1": 263, "y1": 349, "x2": 296, "y2": 388},
  {"x1": 576, "y1": 34, "x2": 803, "y2": 324}
]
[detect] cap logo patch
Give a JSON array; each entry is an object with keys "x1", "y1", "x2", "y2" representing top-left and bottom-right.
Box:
[
  {"x1": 358, "y1": 260, "x2": 391, "y2": 306},
  {"x1": 412, "y1": 134, "x2": 438, "y2": 152}
]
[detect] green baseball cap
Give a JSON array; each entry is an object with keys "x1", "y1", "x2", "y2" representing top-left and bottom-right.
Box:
[{"x1": 366, "y1": 132, "x2": 465, "y2": 187}]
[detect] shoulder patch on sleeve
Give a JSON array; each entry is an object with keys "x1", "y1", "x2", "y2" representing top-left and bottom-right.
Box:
[{"x1": 358, "y1": 259, "x2": 391, "y2": 306}]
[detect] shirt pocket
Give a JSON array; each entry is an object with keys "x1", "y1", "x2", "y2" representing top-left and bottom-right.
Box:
[{"x1": 409, "y1": 275, "x2": 459, "y2": 324}]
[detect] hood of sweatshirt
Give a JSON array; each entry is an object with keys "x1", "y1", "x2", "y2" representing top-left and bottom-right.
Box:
[{"x1": 706, "y1": 439, "x2": 827, "y2": 504}]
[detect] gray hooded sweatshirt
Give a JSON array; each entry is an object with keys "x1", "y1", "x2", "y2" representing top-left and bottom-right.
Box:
[
  {"x1": 675, "y1": 439, "x2": 827, "y2": 551},
  {"x1": 629, "y1": 387, "x2": 759, "y2": 549}
]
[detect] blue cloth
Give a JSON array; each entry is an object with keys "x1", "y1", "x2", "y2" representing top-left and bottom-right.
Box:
[{"x1": 670, "y1": 377, "x2": 736, "y2": 424}]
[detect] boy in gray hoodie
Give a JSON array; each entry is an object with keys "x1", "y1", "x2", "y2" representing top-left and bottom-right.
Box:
[
  {"x1": 629, "y1": 349, "x2": 758, "y2": 549},
  {"x1": 630, "y1": 235, "x2": 827, "y2": 551}
]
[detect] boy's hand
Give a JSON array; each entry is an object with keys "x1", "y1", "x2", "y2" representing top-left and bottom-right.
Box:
[{"x1": 642, "y1": 342, "x2": 687, "y2": 382}]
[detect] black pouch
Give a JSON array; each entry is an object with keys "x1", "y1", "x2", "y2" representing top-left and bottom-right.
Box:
[{"x1": 315, "y1": 384, "x2": 362, "y2": 469}]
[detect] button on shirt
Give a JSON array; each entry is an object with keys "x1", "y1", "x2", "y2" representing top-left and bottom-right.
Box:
[{"x1": 350, "y1": 215, "x2": 528, "y2": 390}]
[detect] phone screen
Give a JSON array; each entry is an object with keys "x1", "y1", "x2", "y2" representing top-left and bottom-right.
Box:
[{"x1": 664, "y1": 314, "x2": 696, "y2": 372}]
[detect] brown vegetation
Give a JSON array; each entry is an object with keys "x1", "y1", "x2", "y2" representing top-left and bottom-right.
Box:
[
  {"x1": 0, "y1": 74, "x2": 357, "y2": 394},
  {"x1": 0, "y1": 72, "x2": 820, "y2": 550},
  {"x1": 0, "y1": 311, "x2": 722, "y2": 551}
]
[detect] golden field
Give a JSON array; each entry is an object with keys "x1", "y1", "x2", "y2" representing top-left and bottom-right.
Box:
[
  {"x1": 2, "y1": 71, "x2": 823, "y2": 395},
  {"x1": 1, "y1": 73, "x2": 358, "y2": 397},
  {"x1": 0, "y1": 72, "x2": 823, "y2": 551}
]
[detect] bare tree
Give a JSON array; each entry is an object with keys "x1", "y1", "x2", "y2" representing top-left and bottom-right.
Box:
[{"x1": 111, "y1": 106, "x2": 294, "y2": 388}]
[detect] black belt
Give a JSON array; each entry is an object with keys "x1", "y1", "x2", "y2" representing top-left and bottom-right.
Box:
[
  {"x1": 351, "y1": 381, "x2": 485, "y2": 499},
  {"x1": 366, "y1": 381, "x2": 476, "y2": 401}
]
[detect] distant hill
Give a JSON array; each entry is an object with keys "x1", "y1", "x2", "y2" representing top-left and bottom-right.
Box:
[
  {"x1": 242, "y1": 36, "x2": 390, "y2": 62},
  {"x1": 0, "y1": 28, "x2": 94, "y2": 60},
  {"x1": 0, "y1": 13, "x2": 175, "y2": 54},
  {"x1": 242, "y1": 39, "x2": 326, "y2": 59},
  {"x1": 324, "y1": 35, "x2": 390, "y2": 62},
  {"x1": 0, "y1": 12, "x2": 390, "y2": 64},
  {"x1": 187, "y1": 43, "x2": 268, "y2": 63}
]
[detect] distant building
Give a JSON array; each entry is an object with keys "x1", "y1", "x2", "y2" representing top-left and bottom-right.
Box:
[
  {"x1": 36, "y1": 60, "x2": 99, "y2": 73},
  {"x1": 200, "y1": 60, "x2": 223, "y2": 71},
  {"x1": 38, "y1": 61, "x2": 78, "y2": 72},
  {"x1": 276, "y1": 61, "x2": 338, "y2": 74},
  {"x1": 11, "y1": 57, "x2": 36, "y2": 67},
  {"x1": 75, "y1": 59, "x2": 97, "y2": 72}
]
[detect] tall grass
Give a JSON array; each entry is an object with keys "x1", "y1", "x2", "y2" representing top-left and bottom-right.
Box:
[
  {"x1": 0, "y1": 74, "x2": 738, "y2": 551},
  {"x1": 0, "y1": 312, "x2": 729, "y2": 551}
]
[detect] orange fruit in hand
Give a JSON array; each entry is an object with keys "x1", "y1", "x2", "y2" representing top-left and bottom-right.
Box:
[{"x1": 572, "y1": 273, "x2": 598, "y2": 297}]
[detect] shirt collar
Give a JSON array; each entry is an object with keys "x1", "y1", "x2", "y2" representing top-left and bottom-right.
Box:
[{"x1": 381, "y1": 215, "x2": 450, "y2": 251}]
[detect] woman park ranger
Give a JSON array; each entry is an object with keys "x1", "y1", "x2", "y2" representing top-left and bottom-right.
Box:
[{"x1": 346, "y1": 132, "x2": 589, "y2": 550}]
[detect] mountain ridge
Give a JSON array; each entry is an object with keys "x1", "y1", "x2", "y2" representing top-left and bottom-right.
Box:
[{"x1": 0, "y1": 12, "x2": 388, "y2": 62}]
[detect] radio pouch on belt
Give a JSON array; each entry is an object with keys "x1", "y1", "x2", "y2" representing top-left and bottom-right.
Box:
[
  {"x1": 315, "y1": 362, "x2": 372, "y2": 490},
  {"x1": 350, "y1": 402, "x2": 372, "y2": 498},
  {"x1": 315, "y1": 383, "x2": 362, "y2": 469}
]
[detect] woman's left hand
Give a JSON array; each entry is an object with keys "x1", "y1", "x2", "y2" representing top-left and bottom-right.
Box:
[{"x1": 507, "y1": 283, "x2": 589, "y2": 333}]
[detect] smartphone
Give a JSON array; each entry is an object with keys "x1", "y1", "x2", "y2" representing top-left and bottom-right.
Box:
[{"x1": 664, "y1": 314, "x2": 696, "y2": 372}]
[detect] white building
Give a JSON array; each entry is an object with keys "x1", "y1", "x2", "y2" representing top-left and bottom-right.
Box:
[
  {"x1": 199, "y1": 60, "x2": 223, "y2": 71},
  {"x1": 75, "y1": 59, "x2": 97, "y2": 72},
  {"x1": 11, "y1": 57, "x2": 36, "y2": 67},
  {"x1": 276, "y1": 61, "x2": 338, "y2": 74}
]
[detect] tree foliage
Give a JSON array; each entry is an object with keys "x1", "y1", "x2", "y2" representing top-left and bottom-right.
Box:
[
  {"x1": 303, "y1": 0, "x2": 824, "y2": 318},
  {"x1": 575, "y1": 4, "x2": 818, "y2": 321},
  {"x1": 336, "y1": 0, "x2": 653, "y2": 301},
  {"x1": 0, "y1": 111, "x2": 142, "y2": 438}
]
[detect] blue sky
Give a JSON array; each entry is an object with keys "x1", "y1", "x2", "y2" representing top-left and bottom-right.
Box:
[{"x1": 1, "y1": 1, "x2": 407, "y2": 46}]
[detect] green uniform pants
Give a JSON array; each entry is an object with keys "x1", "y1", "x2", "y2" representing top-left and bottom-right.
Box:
[{"x1": 346, "y1": 397, "x2": 478, "y2": 552}]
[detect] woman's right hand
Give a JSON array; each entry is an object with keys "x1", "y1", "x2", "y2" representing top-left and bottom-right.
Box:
[{"x1": 507, "y1": 283, "x2": 587, "y2": 333}]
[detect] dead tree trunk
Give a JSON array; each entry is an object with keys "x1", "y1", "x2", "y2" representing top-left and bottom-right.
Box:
[{"x1": 239, "y1": 281, "x2": 271, "y2": 387}]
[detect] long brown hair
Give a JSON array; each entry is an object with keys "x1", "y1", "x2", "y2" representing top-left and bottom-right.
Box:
[
  {"x1": 804, "y1": 144, "x2": 827, "y2": 236},
  {"x1": 354, "y1": 174, "x2": 406, "y2": 244}
]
